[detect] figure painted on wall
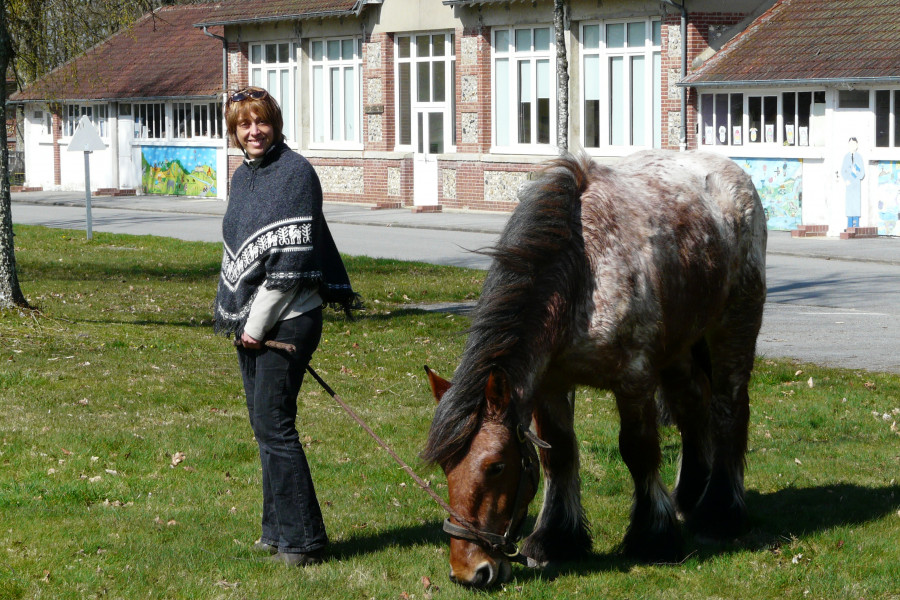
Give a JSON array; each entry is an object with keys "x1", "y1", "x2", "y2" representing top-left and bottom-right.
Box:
[{"x1": 840, "y1": 137, "x2": 865, "y2": 229}]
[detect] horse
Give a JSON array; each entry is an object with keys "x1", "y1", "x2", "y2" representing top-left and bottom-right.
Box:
[{"x1": 422, "y1": 150, "x2": 767, "y2": 587}]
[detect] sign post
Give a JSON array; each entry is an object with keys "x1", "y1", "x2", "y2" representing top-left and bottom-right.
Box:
[{"x1": 66, "y1": 115, "x2": 107, "y2": 240}]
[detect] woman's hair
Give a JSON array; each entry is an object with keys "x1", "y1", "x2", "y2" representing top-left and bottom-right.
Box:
[{"x1": 224, "y1": 86, "x2": 285, "y2": 149}]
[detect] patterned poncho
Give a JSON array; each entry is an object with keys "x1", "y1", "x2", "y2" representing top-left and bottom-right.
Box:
[{"x1": 214, "y1": 141, "x2": 358, "y2": 336}]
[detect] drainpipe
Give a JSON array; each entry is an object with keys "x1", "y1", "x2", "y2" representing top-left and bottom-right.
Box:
[
  {"x1": 202, "y1": 26, "x2": 228, "y2": 94},
  {"x1": 661, "y1": 0, "x2": 687, "y2": 151}
]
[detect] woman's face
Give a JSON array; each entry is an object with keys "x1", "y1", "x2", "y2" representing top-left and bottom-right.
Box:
[{"x1": 236, "y1": 110, "x2": 274, "y2": 159}]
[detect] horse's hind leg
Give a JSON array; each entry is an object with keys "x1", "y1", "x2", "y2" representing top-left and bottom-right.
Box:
[
  {"x1": 689, "y1": 301, "x2": 762, "y2": 538},
  {"x1": 521, "y1": 386, "x2": 592, "y2": 565},
  {"x1": 615, "y1": 380, "x2": 682, "y2": 562},
  {"x1": 659, "y1": 341, "x2": 713, "y2": 517}
]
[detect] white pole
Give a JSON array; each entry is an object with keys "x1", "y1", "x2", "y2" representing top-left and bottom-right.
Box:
[{"x1": 83, "y1": 151, "x2": 93, "y2": 240}]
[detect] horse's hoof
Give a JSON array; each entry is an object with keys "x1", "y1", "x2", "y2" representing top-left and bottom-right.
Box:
[{"x1": 622, "y1": 526, "x2": 684, "y2": 564}]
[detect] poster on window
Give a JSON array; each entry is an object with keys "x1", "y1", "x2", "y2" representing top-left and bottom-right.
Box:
[
  {"x1": 735, "y1": 158, "x2": 802, "y2": 230},
  {"x1": 765, "y1": 124, "x2": 775, "y2": 144},
  {"x1": 785, "y1": 125, "x2": 795, "y2": 146},
  {"x1": 732, "y1": 126, "x2": 742, "y2": 145},
  {"x1": 874, "y1": 161, "x2": 900, "y2": 235},
  {"x1": 141, "y1": 146, "x2": 218, "y2": 197}
]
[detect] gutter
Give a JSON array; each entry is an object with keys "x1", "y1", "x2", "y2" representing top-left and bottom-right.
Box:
[
  {"x1": 661, "y1": 0, "x2": 687, "y2": 151},
  {"x1": 678, "y1": 76, "x2": 900, "y2": 89}
]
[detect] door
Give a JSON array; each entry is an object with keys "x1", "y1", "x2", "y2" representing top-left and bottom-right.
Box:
[{"x1": 397, "y1": 33, "x2": 455, "y2": 206}]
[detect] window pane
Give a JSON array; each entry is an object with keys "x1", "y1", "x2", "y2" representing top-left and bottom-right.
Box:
[
  {"x1": 838, "y1": 89, "x2": 869, "y2": 109},
  {"x1": 607, "y1": 23, "x2": 625, "y2": 48},
  {"x1": 534, "y1": 28, "x2": 550, "y2": 52},
  {"x1": 631, "y1": 55, "x2": 646, "y2": 145},
  {"x1": 537, "y1": 59, "x2": 550, "y2": 144},
  {"x1": 748, "y1": 96, "x2": 761, "y2": 143},
  {"x1": 763, "y1": 95, "x2": 777, "y2": 142},
  {"x1": 342, "y1": 39, "x2": 354, "y2": 60},
  {"x1": 875, "y1": 90, "x2": 890, "y2": 148},
  {"x1": 715, "y1": 94, "x2": 728, "y2": 145},
  {"x1": 627, "y1": 22, "x2": 645, "y2": 47},
  {"x1": 266, "y1": 44, "x2": 277, "y2": 63},
  {"x1": 416, "y1": 35, "x2": 430, "y2": 57},
  {"x1": 583, "y1": 25, "x2": 600, "y2": 49},
  {"x1": 653, "y1": 51, "x2": 661, "y2": 148},
  {"x1": 398, "y1": 36, "x2": 410, "y2": 59},
  {"x1": 281, "y1": 69, "x2": 291, "y2": 140},
  {"x1": 895, "y1": 91, "x2": 900, "y2": 147},
  {"x1": 327, "y1": 40, "x2": 340, "y2": 60},
  {"x1": 584, "y1": 55, "x2": 600, "y2": 147},
  {"x1": 701, "y1": 94, "x2": 714, "y2": 144},
  {"x1": 433, "y1": 60, "x2": 445, "y2": 102},
  {"x1": 267, "y1": 71, "x2": 277, "y2": 97},
  {"x1": 609, "y1": 56, "x2": 624, "y2": 144},
  {"x1": 783, "y1": 92, "x2": 796, "y2": 145},
  {"x1": 652, "y1": 21, "x2": 661, "y2": 45},
  {"x1": 496, "y1": 58, "x2": 509, "y2": 146},
  {"x1": 331, "y1": 68, "x2": 340, "y2": 140},
  {"x1": 278, "y1": 43, "x2": 289, "y2": 62},
  {"x1": 344, "y1": 67, "x2": 355, "y2": 141},
  {"x1": 518, "y1": 60, "x2": 532, "y2": 144},
  {"x1": 429, "y1": 112, "x2": 443, "y2": 154},
  {"x1": 251, "y1": 69, "x2": 262, "y2": 87},
  {"x1": 494, "y1": 29, "x2": 509, "y2": 53},
  {"x1": 251, "y1": 45, "x2": 261, "y2": 64},
  {"x1": 730, "y1": 93, "x2": 743, "y2": 145},
  {"x1": 399, "y1": 63, "x2": 411, "y2": 145},
  {"x1": 417, "y1": 62, "x2": 431, "y2": 102},
  {"x1": 311, "y1": 41, "x2": 323, "y2": 61},
  {"x1": 432, "y1": 34, "x2": 445, "y2": 57},
  {"x1": 515, "y1": 29, "x2": 531, "y2": 52},
  {"x1": 797, "y1": 91, "x2": 812, "y2": 146}
]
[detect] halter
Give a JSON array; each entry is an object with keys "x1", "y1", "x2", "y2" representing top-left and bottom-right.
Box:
[{"x1": 441, "y1": 423, "x2": 549, "y2": 564}]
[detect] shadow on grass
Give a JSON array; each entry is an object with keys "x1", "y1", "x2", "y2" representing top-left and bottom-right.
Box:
[{"x1": 336, "y1": 483, "x2": 899, "y2": 586}]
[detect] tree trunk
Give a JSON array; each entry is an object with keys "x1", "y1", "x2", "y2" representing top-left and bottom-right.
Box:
[
  {"x1": 0, "y1": 0, "x2": 28, "y2": 309},
  {"x1": 554, "y1": 0, "x2": 569, "y2": 154}
]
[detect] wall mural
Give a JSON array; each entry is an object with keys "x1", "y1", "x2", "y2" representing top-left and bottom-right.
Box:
[
  {"x1": 874, "y1": 161, "x2": 900, "y2": 236},
  {"x1": 735, "y1": 158, "x2": 802, "y2": 231},
  {"x1": 141, "y1": 146, "x2": 217, "y2": 197}
]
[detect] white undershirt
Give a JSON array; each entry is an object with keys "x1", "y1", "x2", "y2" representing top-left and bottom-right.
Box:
[{"x1": 243, "y1": 283, "x2": 322, "y2": 341}]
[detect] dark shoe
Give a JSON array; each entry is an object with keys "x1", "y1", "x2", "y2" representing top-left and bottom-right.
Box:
[
  {"x1": 266, "y1": 550, "x2": 324, "y2": 566},
  {"x1": 252, "y1": 540, "x2": 278, "y2": 555}
]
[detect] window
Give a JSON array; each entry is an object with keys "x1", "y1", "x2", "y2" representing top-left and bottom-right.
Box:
[
  {"x1": 701, "y1": 93, "x2": 744, "y2": 145},
  {"x1": 781, "y1": 91, "x2": 823, "y2": 147},
  {"x1": 838, "y1": 89, "x2": 869, "y2": 109},
  {"x1": 310, "y1": 37, "x2": 362, "y2": 146},
  {"x1": 34, "y1": 110, "x2": 52, "y2": 136},
  {"x1": 133, "y1": 103, "x2": 166, "y2": 139},
  {"x1": 395, "y1": 33, "x2": 456, "y2": 153},
  {"x1": 582, "y1": 19, "x2": 661, "y2": 149},
  {"x1": 249, "y1": 42, "x2": 296, "y2": 141},
  {"x1": 493, "y1": 26, "x2": 555, "y2": 149},
  {"x1": 174, "y1": 101, "x2": 224, "y2": 139},
  {"x1": 64, "y1": 104, "x2": 108, "y2": 138},
  {"x1": 874, "y1": 89, "x2": 900, "y2": 148}
]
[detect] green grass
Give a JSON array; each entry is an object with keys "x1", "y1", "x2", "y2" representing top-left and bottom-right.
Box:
[{"x1": 1, "y1": 224, "x2": 898, "y2": 599}]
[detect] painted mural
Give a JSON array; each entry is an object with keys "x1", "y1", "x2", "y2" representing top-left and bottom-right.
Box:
[
  {"x1": 141, "y1": 146, "x2": 217, "y2": 197},
  {"x1": 874, "y1": 161, "x2": 900, "y2": 236},
  {"x1": 735, "y1": 158, "x2": 802, "y2": 231}
]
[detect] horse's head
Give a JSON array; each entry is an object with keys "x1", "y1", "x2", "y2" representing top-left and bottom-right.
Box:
[{"x1": 424, "y1": 366, "x2": 548, "y2": 588}]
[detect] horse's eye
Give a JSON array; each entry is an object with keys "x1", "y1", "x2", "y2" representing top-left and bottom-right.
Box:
[{"x1": 485, "y1": 462, "x2": 506, "y2": 477}]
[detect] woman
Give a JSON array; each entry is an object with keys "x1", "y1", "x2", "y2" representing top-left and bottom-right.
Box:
[{"x1": 215, "y1": 86, "x2": 358, "y2": 566}]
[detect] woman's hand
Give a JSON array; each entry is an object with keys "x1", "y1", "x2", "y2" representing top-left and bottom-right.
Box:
[{"x1": 240, "y1": 331, "x2": 263, "y2": 349}]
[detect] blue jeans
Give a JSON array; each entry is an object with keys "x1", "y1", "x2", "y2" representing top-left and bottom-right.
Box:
[{"x1": 236, "y1": 308, "x2": 327, "y2": 554}]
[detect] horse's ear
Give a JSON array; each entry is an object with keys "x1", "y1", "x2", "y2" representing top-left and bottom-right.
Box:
[
  {"x1": 484, "y1": 371, "x2": 511, "y2": 416},
  {"x1": 424, "y1": 365, "x2": 452, "y2": 402}
]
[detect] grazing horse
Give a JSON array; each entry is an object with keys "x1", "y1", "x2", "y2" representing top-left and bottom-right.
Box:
[{"x1": 422, "y1": 151, "x2": 767, "y2": 587}]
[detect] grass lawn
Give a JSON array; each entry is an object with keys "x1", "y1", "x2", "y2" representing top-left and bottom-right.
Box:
[{"x1": 1, "y1": 225, "x2": 898, "y2": 599}]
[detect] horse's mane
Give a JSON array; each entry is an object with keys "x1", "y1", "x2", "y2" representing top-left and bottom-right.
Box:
[{"x1": 422, "y1": 153, "x2": 595, "y2": 467}]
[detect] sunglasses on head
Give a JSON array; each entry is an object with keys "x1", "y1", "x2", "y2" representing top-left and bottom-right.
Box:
[{"x1": 229, "y1": 88, "x2": 268, "y2": 103}]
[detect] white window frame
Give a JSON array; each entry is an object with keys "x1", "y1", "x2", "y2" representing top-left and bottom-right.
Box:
[
  {"x1": 173, "y1": 100, "x2": 224, "y2": 140},
  {"x1": 309, "y1": 37, "x2": 363, "y2": 150},
  {"x1": 63, "y1": 103, "x2": 109, "y2": 139},
  {"x1": 580, "y1": 18, "x2": 661, "y2": 152},
  {"x1": 874, "y1": 88, "x2": 900, "y2": 149},
  {"x1": 130, "y1": 102, "x2": 167, "y2": 140},
  {"x1": 699, "y1": 90, "x2": 827, "y2": 149},
  {"x1": 492, "y1": 25, "x2": 557, "y2": 154},
  {"x1": 249, "y1": 41, "x2": 297, "y2": 142},
  {"x1": 393, "y1": 32, "x2": 457, "y2": 154}
]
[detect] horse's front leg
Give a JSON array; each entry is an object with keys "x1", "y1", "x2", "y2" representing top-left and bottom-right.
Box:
[
  {"x1": 521, "y1": 385, "x2": 592, "y2": 566},
  {"x1": 615, "y1": 385, "x2": 683, "y2": 562}
]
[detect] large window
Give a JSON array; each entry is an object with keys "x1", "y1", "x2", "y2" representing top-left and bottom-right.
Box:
[
  {"x1": 173, "y1": 101, "x2": 224, "y2": 139},
  {"x1": 64, "y1": 104, "x2": 108, "y2": 138},
  {"x1": 582, "y1": 19, "x2": 661, "y2": 149},
  {"x1": 131, "y1": 103, "x2": 166, "y2": 139},
  {"x1": 493, "y1": 26, "x2": 555, "y2": 150},
  {"x1": 249, "y1": 42, "x2": 296, "y2": 141},
  {"x1": 395, "y1": 33, "x2": 456, "y2": 153},
  {"x1": 700, "y1": 91, "x2": 825, "y2": 147},
  {"x1": 875, "y1": 89, "x2": 900, "y2": 148},
  {"x1": 310, "y1": 37, "x2": 362, "y2": 146}
]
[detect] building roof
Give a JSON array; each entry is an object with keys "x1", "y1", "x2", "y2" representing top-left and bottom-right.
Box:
[
  {"x1": 192, "y1": 0, "x2": 365, "y2": 27},
  {"x1": 682, "y1": 0, "x2": 900, "y2": 88},
  {"x1": 10, "y1": 4, "x2": 224, "y2": 103}
]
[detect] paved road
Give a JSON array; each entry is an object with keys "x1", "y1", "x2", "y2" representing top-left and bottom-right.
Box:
[{"x1": 11, "y1": 196, "x2": 900, "y2": 373}]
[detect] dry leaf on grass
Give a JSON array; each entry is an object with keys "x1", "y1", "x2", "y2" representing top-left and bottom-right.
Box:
[{"x1": 170, "y1": 451, "x2": 185, "y2": 467}]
